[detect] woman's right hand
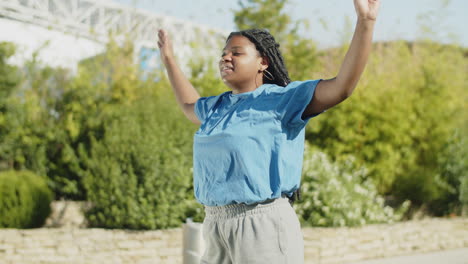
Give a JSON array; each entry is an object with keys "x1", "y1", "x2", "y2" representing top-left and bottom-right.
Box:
[
  {"x1": 155, "y1": 29, "x2": 201, "y2": 125},
  {"x1": 157, "y1": 29, "x2": 175, "y2": 65}
]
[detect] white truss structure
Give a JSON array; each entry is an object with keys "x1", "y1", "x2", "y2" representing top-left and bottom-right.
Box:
[{"x1": 0, "y1": 0, "x2": 229, "y2": 68}]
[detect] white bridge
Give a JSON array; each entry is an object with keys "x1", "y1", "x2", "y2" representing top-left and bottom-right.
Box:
[{"x1": 0, "y1": 0, "x2": 228, "y2": 70}]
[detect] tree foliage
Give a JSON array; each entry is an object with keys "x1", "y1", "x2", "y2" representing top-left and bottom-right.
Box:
[
  {"x1": 233, "y1": 0, "x2": 321, "y2": 80},
  {"x1": 0, "y1": 42, "x2": 58, "y2": 179},
  {"x1": 307, "y1": 41, "x2": 467, "y2": 215}
]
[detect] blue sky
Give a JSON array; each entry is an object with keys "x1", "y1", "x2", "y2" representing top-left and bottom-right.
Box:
[{"x1": 114, "y1": 0, "x2": 468, "y2": 48}]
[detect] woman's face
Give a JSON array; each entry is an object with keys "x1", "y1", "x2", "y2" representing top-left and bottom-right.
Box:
[{"x1": 219, "y1": 35, "x2": 265, "y2": 89}]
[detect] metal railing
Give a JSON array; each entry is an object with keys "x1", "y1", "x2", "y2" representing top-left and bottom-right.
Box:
[{"x1": 0, "y1": 0, "x2": 228, "y2": 66}]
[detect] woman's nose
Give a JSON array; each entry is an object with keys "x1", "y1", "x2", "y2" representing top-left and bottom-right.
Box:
[{"x1": 221, "y1": 54, "x2": 232, "y2": 62}]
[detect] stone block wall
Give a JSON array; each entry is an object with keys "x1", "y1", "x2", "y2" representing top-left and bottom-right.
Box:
[
  {"x1": 0, "y1": 228, "x2": 182, "y2": 264},
  {"x1": 1, "y1": 200, "x2": 467, "y2": 264}
]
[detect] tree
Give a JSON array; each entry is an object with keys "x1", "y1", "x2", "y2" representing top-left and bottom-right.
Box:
[
  {"x1": 0, "y1": 42, "x2": 21, "y2": 171},
  {"x1": 0, "y1": 42, "x2": 60, "y2": 178}
]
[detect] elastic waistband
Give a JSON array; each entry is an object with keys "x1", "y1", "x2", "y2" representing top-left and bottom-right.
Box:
[{"x1": 204, "y1": 197, "x2": 291, "y2": 221}]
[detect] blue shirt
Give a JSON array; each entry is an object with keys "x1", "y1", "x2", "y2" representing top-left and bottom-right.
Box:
[{"x1": 193, "y1": 80, "x2": 321, "y2": 206}]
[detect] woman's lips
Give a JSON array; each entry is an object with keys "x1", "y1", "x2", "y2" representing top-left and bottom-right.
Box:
[{"x1": 221, "y1": 65, "x2": 234, "y2": 73}]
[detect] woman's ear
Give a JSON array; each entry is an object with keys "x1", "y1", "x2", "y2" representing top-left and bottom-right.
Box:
[{"x1": 260, "y1": 56, "x2": 269, "y2": 71}]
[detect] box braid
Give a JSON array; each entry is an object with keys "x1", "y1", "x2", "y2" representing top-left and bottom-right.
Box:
[{"x1": 227, "y1": 29, "x2": 291, "y2": 87}]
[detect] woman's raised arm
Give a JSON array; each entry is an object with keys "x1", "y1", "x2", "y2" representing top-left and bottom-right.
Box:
[
  {"x1": 303, "y1": 0, "x2": 380, "y2": 117},
  {"x1": 158, "y1": 29, "x2": 201, "y2": 125}
]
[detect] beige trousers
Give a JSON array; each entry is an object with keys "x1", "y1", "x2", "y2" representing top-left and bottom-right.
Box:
[{"x1": 201, "y1": 197, "x2": 304, "y2": 264}]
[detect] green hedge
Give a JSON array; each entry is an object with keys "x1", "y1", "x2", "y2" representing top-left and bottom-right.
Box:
[{"x1": 0, "y1": 170, "x2": 53, "y2": 228}]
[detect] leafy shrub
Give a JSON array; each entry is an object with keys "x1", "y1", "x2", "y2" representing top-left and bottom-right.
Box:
[
  {"x1": 295, "y1": 144, "x2": 409, "y2": 227},
  {"x1": 0, "y1": 170, "x2": 53, "y2": 228},
  {"x1": 82, "y1": 89, "x2": 202, "y2": 229}
]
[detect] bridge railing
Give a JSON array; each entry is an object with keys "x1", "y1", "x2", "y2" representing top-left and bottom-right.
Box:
[{"x1": 0, "y1": 0, "x2": 228, "y2": 69}]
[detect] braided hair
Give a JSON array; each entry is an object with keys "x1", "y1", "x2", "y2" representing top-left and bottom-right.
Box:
[{"x1": 227, "y1": 29, "x2": 291, "y2": 87}]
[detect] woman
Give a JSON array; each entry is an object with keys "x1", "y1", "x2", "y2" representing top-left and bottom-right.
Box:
[{"x1": 158, "y1": 0, "x2": 380, "y2": 263}]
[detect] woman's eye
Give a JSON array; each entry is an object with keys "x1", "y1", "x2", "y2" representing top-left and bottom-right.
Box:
[{"x1": 220, "y1": 52, "x2": 242, "y2": 57}]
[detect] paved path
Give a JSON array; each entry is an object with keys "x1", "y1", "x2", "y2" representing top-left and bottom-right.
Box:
[{"x1": 346, "y1": 248, "x2": 468, "y2": 264}]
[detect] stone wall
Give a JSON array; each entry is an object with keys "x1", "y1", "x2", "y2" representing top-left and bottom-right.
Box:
[
  {"x1": 1, "y1": 201, "x2": 467, "y2": 264},
  {"x1": 0, "y1": 228, "x2": 182, "y2": 264}
]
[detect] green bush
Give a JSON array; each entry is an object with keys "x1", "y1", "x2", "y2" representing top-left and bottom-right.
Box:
[
  {"x1": 0, "y1": 170, "x2": 53, "y2": 228},
  {"x1": 82, "y1": 89, "x2": 202, "y2": 229},
  {"x1": 295, "y1": 144, "x2": 409, "y2": 227}
]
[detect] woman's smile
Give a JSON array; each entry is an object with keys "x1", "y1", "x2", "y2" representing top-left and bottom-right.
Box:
[{"x1": 221, "y1": 64, "x2": 234, "y2": 74}]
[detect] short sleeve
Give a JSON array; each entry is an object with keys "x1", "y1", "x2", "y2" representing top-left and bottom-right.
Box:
[
  {"x1": 276, "y1": 79, "x2": 322, "y2": 128},
  {"x1": 195, "y1": 95, "x2": 221, "y2": 123}
]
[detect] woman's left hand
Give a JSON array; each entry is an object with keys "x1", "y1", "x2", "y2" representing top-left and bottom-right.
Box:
[{"x1": 353, "y1": 0, "x2": 380, "y2": 21}]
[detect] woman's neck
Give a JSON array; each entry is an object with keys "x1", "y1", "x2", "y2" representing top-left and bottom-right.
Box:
[{"x1": 228, "y1": 80, "x2": 264, "y2": 94}]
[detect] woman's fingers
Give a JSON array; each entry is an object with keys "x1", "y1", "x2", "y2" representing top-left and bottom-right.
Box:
[
  {"x1": 158, "y1": 30, "x2": 167, "y2": 42},
  {"x1": 157, "y1": 29, "x2": 175, "y2": 64},
  {"x1": 157, "y1": 30, "x2": 163, "y2": 55},
  {"x1": 157, "y1": 29, "x2": 166, "y2": 47}
]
